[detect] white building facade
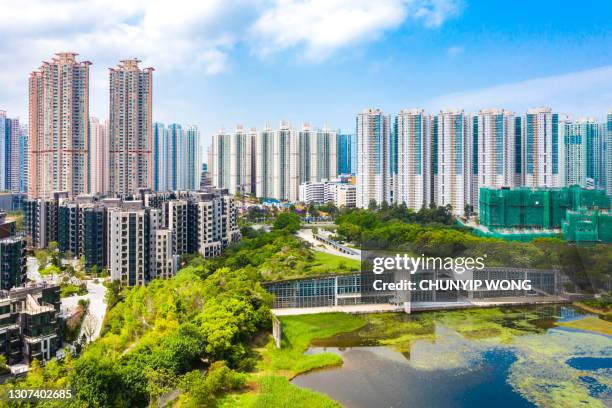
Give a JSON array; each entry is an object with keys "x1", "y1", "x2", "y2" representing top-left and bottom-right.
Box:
[
  {"x1": 433, "y1": 109, "x2": 468, "y2": 215},
  {"x1": 356, "y1": 109, "x2": 393, "y2": 208},
  {"x1": 395, "y1": 109, "x2": 431, "y2": 210}
]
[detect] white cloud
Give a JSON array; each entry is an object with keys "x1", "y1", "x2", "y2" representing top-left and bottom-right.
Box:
[
  {"x1": 250, "y1": 0, "x2": 463, "y2": 60},
  {"x1": 447, "y1": 45, "x2": 464, "y2": 57},
  {"x1": 0, "y1": 0, "x2": 253, "y2": 119},
  {"x1": 414, "y1": 0, "x2": 463, "y2": 28},
  {"x1": 425, "y1": 65, "x2": 612, "y2": 118},
  {"x1": 0, "y1": 0, "x2": 462, "y2": 119}
]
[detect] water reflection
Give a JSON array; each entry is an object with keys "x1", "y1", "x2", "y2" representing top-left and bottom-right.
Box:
[{"x1": 292, "y1": 306, "x2": 612, "y2": 408}]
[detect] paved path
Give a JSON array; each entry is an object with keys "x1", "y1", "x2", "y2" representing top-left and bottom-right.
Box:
[
  {"x1": 26, "y1": 256, "x2": 43, "y2": 282},
  {"x1": 297, "y1": 229, "x2": 361, "y2": 261},
  {"x1": 273, "y1": 295, "x2": 569, "y2": 316},
  {"x1": 60, "y1": 280, "x2": 107, "y2": 341},
  {"x1": 272, "y1": 303, "x2": 401, "y2": 316},
  {"x1": 27, "y1": 256, "x2": 108, "y2": 346}
]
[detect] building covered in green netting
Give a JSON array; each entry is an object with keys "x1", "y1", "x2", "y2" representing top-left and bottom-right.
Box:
[
  {"x1": 562, "y1": 209, "x2": 612, "y2": 243},
  {"x1": 479, "y1": 185, "x2": 611, "y2": 230}
]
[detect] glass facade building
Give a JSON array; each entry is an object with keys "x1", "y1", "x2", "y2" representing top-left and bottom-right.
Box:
[
  {"x1": 263, "y1": 268, "x2": 559, "y2": 309},
  {"x1": 337, "y1": 132, "x2": 356, "y2": 175},
  {"x1": 153, "y1": 122, "x2": 168, "y2": 191}
]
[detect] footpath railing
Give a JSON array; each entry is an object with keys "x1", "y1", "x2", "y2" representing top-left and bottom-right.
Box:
[{"x1": 312, "y1": 233, "x2": 360, "y2": 256}]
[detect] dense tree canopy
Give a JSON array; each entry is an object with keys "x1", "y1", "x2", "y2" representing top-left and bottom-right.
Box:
[
  {"x1": 273, "y1": 212, "x2": 302, "y2": 233},
  {"x1": 334, "y1": 207, "x2": 612, "y2": 291},
  {"x1": 0, "y1": 261, "x2": 273, "y2": 407}
]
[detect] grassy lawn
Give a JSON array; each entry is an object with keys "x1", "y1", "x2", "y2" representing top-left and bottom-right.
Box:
[
  {"x1": 224, "y1": 313, "x2": 365, "y2": 407},
  {"x1": 306, "y1": 251, "x2": 361, "y2": 275},
  {"x1": 557, "y1": 316, "x2": 612, "y2": 336},
  {"x1": 60, "y1": 282, "x2": 88, "y2": 298},
  {"x1": 221, "y1": 376, "x2": 341, "y2": 408},
  {"x1": 573, "y1": 301, "x2": 612, "y2": 318},
  {"x1": 259, "y1": 313, "x2": 365, "y2": 375}
]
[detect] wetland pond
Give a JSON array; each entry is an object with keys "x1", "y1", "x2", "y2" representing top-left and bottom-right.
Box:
[{"x1": 291, "y1": 306, "x2": 612, "y2": 407}]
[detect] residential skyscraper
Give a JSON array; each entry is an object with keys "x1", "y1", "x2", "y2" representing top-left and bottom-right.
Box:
[
  {"x1": 521, "y1": 107, "x2": 561, "y2": 188},
  {"x1": 337, "y1": 132, "x2": 357, "y2": 175},
  {"x1": 182, "y1": 125, "x2": 201, "y2": 190},
  {"x1": 605, "y1": 112, "x2": 612, "y2": 196},
  {"x1": 298, "y1": 124, "x2": 315, "y2": 186},
  {"x1": 0, "y1": 113, "x2": 21, "y2": 192},
  {"x1": 273, "y1": 121, "x2": 300, "y2": 201},
  {"x1": 514, "y1": 116, "x2": 522, "y2": 185},
  {"x1": 89, "y1": 117, "x2": 108, "y2": 195},
  {"x1": 210, "y1": 130, "x2": 231, "y2": 193},
  {"x1": 313, "y1": 126, "x2": 337, "y2": 182},
  {"x1": 561, "y1": 117, "x2": 583, "y2": 187},
  {"x1": 210, "y1": 121, "x2": 353, "y2": 201},
  {"x1": 561, "y1": 118, "x2": 603, "y2": 188},
  {"x1": 433, "y1": 109, "x2": 468, "y2": 215},
  {"x1": 585, "y1": 120, "x2": 605, "y2": 189},
  {"x1": 229, "y1": 125, "x2": 254, "y2": 195},
  {"x1": 474, "y1": 109, "x2": 516, "y2": 209},
  {"x1": 0, "y1": 111, "x2": 6, "y2": 190},
  {"x1": 298, "y1": 123, "x2": 337, "y2": 185},
  {"x1": 211, "y1": 125, "x2": 256, "y2": 196},
  {"x1": 166, "y1": 123, "x2": 183, "y2": 191},
  {"x1": 5, "y1": 118, "x2": 21, "y2": 193},
  {"x1": 255, "y1": 124, "x2": 274, "y2": 198},
  {"x1": 153, "y1": 123, "x2": 168, "y2": 191},
  {"x1": 356, "y1": 108, "x2": 393, "y2": 208},
  {"x1": 394, "y1": 109, "x2": 431, "y2": 210},
  {"x1": 19, "y1": 124, "x2": 28, "y2": 194},
  {"x1": 109, "y1": 58, "x2": 153, "y2": 197},
  {"x1": 29, "y1": 52, "x2": 90, "y2": 199}
]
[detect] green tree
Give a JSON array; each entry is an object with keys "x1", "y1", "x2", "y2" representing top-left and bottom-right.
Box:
[
  {"x1": 307, "y1": 202, "x2": 318, "y2": 217},
  {"x1": 178, "y1": 361, "x2": 246, "y2": 407},
  {"x1": 273, "y1": 212, "x2": 301, "y2": 233},
  {"x1": 142, "y1": 324, "x2": 205, "y2": 374},
  {"x1": 78, "y1": 298, "x2": 90, "y2": 315},
  {"x1": 0, "y1": 355, "x2": 8, "y2": 373},
  {"x1": 70, "y1": 357, "x2": 119, "y2": 407},
  {"x1": 35, "y1": 249, "x2": 49, "y2": 269},
  {"x1": 104, "y1": 280, "x2": 122, "y2": 308},
  {"x1": 48, "y1": 241, "x2": 61, "y2": 266},
  {"x1": 247, "y1": 206, "x2": 261, "y2": 221}
]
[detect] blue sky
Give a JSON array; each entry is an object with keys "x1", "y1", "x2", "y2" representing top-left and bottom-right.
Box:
[{"x1": 1, "y1": 0, "x2": 611, "y2": 149}]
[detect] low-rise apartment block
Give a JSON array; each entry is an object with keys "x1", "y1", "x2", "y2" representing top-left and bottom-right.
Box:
[
  {"x1": 23, "y1": 188, "x2": 240, "y2": 286},
  {"x1": 0, "y1": 284, "x2": 61, "y2": 365}
]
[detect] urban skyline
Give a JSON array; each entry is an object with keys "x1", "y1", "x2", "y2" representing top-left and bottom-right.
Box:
[
  {"x1": 1, "y1": 3, "x2": 611, "y2": 404},
  {"x1": 2, "y1": 52, "x2": 204, "y2": 200},
  {"x1": 4, "y1": 95, "x2": 612, "y2": 204},
  {"x1": 207, "y1": 108, "x2": 611, "y2": 215},
  {"x1": 0, "y1": 12, "x2": 609, "y2": 207},
  {"x1": 1, "y1": 1, "x2": 611, "y2": 147}
]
